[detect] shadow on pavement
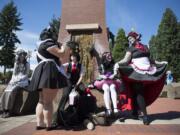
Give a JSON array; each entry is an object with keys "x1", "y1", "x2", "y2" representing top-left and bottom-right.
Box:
[{"x1": 149, "y1": 111, "x2": 180, "y2": 123}]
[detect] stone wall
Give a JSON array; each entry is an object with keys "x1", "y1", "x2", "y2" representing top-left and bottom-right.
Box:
[
  {"x1": 160, "y1": 82, "x2": 180, "y2": 99},
  {"x1": 0, "y1": 85, "x2": 38, "y2": 115},
  {"x1": 0, "y1": 85, "x2": 6, "y2": 96}
]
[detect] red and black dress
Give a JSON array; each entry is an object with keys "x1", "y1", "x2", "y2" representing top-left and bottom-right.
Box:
[{"x1": 118, "y1": 43, "x2": 167, "y2": 111}]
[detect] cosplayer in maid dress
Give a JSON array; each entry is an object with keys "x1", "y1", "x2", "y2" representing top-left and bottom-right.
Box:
[
  {"x1": 114, "y1": 31, "x2": 167, "y2": 125},
  {"x1": 93, "y1": 52, "x2": 121, "y2": 116},
  {"x1": 28, "y1": 26, "x2": 67, "y2": 131},
  {"x1": 0, "y1": 49, "x2": 30, "y2": 118}
]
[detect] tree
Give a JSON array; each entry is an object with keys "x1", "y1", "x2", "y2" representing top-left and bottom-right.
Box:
[
  {"x1": 0, "y1": 1, "x2": 22, "y2": 74},
  {"x1": 112, "y1": 28, "x2": 128, "y2": 62},
  {"x1": 173, "y1": 22, "x2": 180, "y2": 81},
  {"x1": 149, "y1": 8, "x2": 180, "y2": 81},
  {"x1": 149, "y1": 35, "x2": 157, "y2": 59}
]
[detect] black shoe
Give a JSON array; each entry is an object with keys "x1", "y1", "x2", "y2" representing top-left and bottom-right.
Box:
[
  {"x1": 46, "y1": 126, "x2": 57, "y2": 131},
  {"x1": 3, "y1": 112, "x2": 10, "y2": 118},
  {"x1": 1, "y1": 112, "x2": 6, "y2": 118},
  {"x1": 143, "y1": 116, "x2": 150, "y2": 125},
  {"x1": 46, "y1": 123, "x2": 60, "y2": 131},
  {"x1": 36, "y1": 126, "x2": 45, "y2": 130},
  {"x1": 119, "y1": 117, "x2": 125, "y2": 122},
  {"x1": 131, "y1": 111, "x2": 139, "y2": 120},
  {"x1": 105, "y1": 109, "x2": 112, "y2": 118},
  {"x1": 51, "y1": 123, "x2": 59, "y2": 129},
  {"x1": 112, "y1": 112, "x2": 119, "y2": 119}
]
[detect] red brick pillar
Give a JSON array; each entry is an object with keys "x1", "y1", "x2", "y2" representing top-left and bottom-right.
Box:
[{"x1": 59, "y1": 0, "x2": 109, "y2": 78}]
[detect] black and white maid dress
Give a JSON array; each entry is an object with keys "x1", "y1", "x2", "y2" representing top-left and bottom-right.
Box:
[{"x1": 28, "y1": 39, "x2": 67, "y2": 91}]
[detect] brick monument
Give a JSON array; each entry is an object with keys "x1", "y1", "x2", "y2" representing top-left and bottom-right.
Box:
[{"x1": 58, "y1": 0, "x2": 110, "y2": 81}]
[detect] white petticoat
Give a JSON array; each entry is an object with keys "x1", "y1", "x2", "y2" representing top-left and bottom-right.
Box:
[{"x1": 131, "y1": 57, "x2": 157, "y2": 75}]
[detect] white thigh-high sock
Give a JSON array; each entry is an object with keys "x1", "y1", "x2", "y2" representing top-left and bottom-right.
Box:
[
  {"x1": 102, "y1": 83, "x2": 111, "y2": 114},
  {"x1": 110, "y1": 84, "x2": 118, "y2": 113}
]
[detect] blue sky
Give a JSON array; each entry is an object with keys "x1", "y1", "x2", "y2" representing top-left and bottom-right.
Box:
[{"x1": 0, "y1": 0, "x2": 180, "y2": 70}]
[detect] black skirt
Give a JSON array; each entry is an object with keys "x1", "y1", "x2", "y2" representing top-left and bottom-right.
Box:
[
  {"x1": 119, "y1": 63, "x2": 167, "y2": 82},
  {"x1": 28, "y1": 61, "x2": 67, "y2": 92}
]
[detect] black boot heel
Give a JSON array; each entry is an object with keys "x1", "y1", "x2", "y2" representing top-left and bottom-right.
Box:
[{"x1": 143, "y1": 116, "x2": 150, "y2": 125}]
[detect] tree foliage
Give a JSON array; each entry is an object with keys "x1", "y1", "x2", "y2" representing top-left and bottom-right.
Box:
[
  {"x1": 149, "y1": 8, "x2": 180, "y2": 81},
  {"x1": 112, "y1": 28, "x2": 128, "y2": 62},
  {"x1": 0, "y1": 1, "x2": 22, "y2": 74},
  {"x1": 149, "y1": 35, "x2": 157, "y2": 59}
]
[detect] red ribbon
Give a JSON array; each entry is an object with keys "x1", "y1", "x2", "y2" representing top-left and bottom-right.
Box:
[{"x1": 135, "y1": 43, "x2": 147, "y2": 52}]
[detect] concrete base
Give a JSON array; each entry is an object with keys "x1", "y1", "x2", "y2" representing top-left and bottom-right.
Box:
[
  {"x1": 166, "y1": 83, "x2": 180, "y2": 99},
  {"x1": 160, "y1": 83, "x2": 180, "y2": 99},
  {"x1": 0, "y1": 85, "x2": 39, "y2": 115},
  {"x1": 160, "y1": 86, "x2": 167, "y2": 98},
  {"x1": 12, "y1": 90, "x2": 39, "y2": 115}
]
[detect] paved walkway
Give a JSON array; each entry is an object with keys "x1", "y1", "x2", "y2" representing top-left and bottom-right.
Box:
[{"x1": 0, "y1": 98, "x2": 180, "y2": 135}]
